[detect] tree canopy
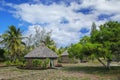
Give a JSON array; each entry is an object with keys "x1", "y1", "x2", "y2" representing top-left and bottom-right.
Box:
[{"x1": 68, "y1": 21, "x2": 120, "y2": 69}]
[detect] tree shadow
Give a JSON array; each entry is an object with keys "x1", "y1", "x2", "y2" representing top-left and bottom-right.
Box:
[{"x1": 62, "y1": 66, "x2": 120, "y2": 75}]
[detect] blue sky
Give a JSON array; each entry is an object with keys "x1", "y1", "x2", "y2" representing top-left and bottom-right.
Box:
[{"x1": 0, "y1": 0, "x2": 120, "y2": 47}]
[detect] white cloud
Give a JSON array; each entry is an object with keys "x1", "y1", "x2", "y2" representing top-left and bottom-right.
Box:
[{"x1": 5, "y1": 0, "x2": 120, "y2": 47}]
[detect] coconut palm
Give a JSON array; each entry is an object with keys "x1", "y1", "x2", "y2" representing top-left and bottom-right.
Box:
[{"x1": 0, "y1": 25, "x2": 25, "y2": 61}]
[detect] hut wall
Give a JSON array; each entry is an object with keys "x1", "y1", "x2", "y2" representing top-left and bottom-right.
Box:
[
  {"x1": 26, "y1": 58, "x2": 58, "y2": 68},
  {"x1": 61, "y1": 56, "x2": 79, "y2": 63},
  {"x1": 26, "y1": 59, "x2": 33, "y2": 67},
  {"x1": 61, "y1": 56, "x2": 71, "y2": 63},
  {"x1": 54, "y1": 59, "x2": 58, "y2": 65}
]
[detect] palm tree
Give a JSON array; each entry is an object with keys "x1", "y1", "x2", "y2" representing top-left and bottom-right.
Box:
[{"x1": 0, "y1": 25, "x2": 25, "y2": 61}]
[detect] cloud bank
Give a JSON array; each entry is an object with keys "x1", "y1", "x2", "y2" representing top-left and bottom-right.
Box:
[{"x1": 3, "y1": 0, "x2": 120, "y2": 47}]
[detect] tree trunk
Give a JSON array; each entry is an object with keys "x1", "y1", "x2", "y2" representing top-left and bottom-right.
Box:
[
  {"x1": 80, "y1": 59, "x2": 83, "y2": 63},
  {"x1": 97, "y1": 58, "x2": 106, "y2": 68},
  {"x1": 97, "y1": 58, "x2": 111, "y2": 70},
  {"x1": 106, "y1": 60, "x2": 111, "y2": 70}
]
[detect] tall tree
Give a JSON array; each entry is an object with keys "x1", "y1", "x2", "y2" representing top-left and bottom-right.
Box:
[
  {"x1": 68, "y1": 43, "x2": 84, "y2": 62},
  {"x1": 24, "y1": 26, "x2": 57, "y2": 55},
  {"x1": 79, "y1": 36, "x2": 90, "y2": 44},
  {"x1": 90, "y1": 22, "x2": 97, "y2": 35},
  {"x1": 0, "y1": 25, "x2": 25, "y2": 61},
  {"x1": 91, "y1": 21, "x2": 120, "y2": 68},
  {"x1": 25, "y1": 26, "x2": 55, "y2": 48}
]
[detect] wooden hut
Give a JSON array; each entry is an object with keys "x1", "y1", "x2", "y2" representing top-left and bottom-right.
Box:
[
  {"x1": 61, "y1": 50, "x2": 71, "y2": 63},
  {"x1": 61, "y1": 50, "x2": 78, "y2": 63},
  {"x1": 24, "y1": 44, "x2": 58, "y2": 68}
]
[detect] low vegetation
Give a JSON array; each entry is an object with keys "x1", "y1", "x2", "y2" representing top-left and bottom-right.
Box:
[{"x1": 0, "y1": 63, "x2": 120, "y2": 80}]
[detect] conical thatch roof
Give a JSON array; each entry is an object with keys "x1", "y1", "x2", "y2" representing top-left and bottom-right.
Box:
[
  {"x1": 24, "y1": 44, "x2": 58, "y2": 59},
  {"x1": 61, "y1": 50, "x2": 68, "y2": 56}
]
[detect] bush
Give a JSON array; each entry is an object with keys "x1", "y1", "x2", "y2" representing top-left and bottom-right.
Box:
[
  {"x1": 5, "y1": 61, "x2": 11, "y2": 66},
  {"x1": 19, "y1": 62, "x2": 25, "y2": 67},
  {"x1": 10, "y1": 59, "x2": 24, "y2": 66},
  {"x1": 58, "y1": 57, "x2": 62, "y2": 63},
  {"x1": 14, "y1": 59, "x2": 20, "y2": 65},
  {"x1": 42, "y1": 58, "x2": 50, "y2": 69},
  {"x1": 70, "y1": 58, "x2": 78, "y2": 63},
  {"x1": 32, "y1": 59, "x2": 42, "y2": 67}
]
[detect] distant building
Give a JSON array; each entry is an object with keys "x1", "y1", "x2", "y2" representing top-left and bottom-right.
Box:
[
  {"x1": 61, "y1": 50, "x2": 78, "y2": 63},
  {"x1": 61, "y1": 50, "x2": 71, "y2": 63}
]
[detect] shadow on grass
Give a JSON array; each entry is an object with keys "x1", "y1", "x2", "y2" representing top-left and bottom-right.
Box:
[
  {"x1": 17, "y1": 66, "x2": 60, "y2": 71},
  {"x1": 62, "y1": 66, "x2": 120, "y2": 75}
]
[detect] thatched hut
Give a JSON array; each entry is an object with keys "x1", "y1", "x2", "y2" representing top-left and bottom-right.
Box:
[
  {"x1": 24, "y1": 44, "x2": 58, "y2": 68},
  {"x1": 61, "y1": 50, "x2": 78, "y2": 63},
  {"x1": 61, "y1": 50, "x2": 71, "y2": 63}
]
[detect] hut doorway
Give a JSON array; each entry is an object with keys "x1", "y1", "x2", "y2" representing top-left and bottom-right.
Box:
[{"x1": 50, "y1": 59, "x2": 54, "y2": 68}]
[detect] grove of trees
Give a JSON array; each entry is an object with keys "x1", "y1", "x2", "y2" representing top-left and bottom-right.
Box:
[{"x1": 68, "y1": 21, "x2": 120, "y2": 69}]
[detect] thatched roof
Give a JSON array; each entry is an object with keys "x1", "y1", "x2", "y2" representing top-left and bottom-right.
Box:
[
  {"x1": 24, "y1": 44, "x2": 58, "y2": 59},
  {"x1": 61, "y1": 50, "x2": 68, "y2": 56}
]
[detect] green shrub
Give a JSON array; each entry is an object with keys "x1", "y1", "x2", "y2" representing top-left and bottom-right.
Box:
[
  {"x1": 5, "y1": 61, "x2": 11, "y2": 66},
  {"x1": 71, "y1": 58, "x2": 78, "y2": 63},
  {"x1": 32, "y1": 59, "x2": 42, "y2": 67},
  {"x1": 42, "y1": 58, "x2": 50, "y2": 69},
  {"x1": 11, "y1": 59, "x2": 23, "y2": 66},
  {"x1": 14, "y1": 59, "x2": 20, "y2": 65},
  {"x1": 20, "y1": 61, "x2": 28, "y2": 67},
  {"x1": 58, "y1": 57, "x2": 62, "y2": 63},
  {"x1": 19, "y1": 62, "x2": 25, "y2": 67}
]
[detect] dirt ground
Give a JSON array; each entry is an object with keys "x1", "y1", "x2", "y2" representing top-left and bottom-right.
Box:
[{"x1": 0, "y1": 63, "x2": 120, "y2": 80}]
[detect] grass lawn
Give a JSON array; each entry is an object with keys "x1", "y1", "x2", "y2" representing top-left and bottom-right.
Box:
[{"x1": 0, "y1": 62, "x2": 120, "y2": 80}]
